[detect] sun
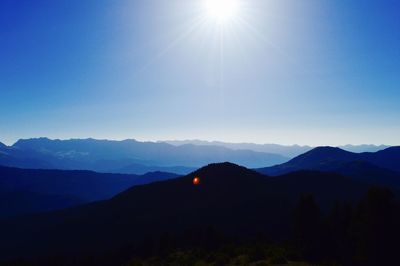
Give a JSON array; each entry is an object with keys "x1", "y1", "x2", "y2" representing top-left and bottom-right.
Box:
[{"x1": 204, "y1": 0, "x2": 241, "y2": 23}]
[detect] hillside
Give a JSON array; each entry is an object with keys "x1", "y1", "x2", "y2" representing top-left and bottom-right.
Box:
[
  {"x1": 257, "y1": 146, "x2": 400, "y2": 182},
  {"x1": 0, "y1": 166, "x2": 178, "y2": 218},
  {"x1": 0, "y1": 163, "x2": 373, "y2": 261}
]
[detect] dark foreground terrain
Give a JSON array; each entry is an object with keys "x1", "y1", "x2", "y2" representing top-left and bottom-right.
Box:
[
  {"x1": 0, "y1": 165, "x2": 178, "y2": 218},
  {"x1": 1, "y1": 162, "x2": 399, "y2": 265}
]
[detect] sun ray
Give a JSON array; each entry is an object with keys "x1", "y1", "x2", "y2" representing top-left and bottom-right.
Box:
[
  {"x1": 132, "y1": 14, "x2": 209, "y2": 77},
  {"x1": 236, "y1": 16, "x2": 297, "y2": 66}
]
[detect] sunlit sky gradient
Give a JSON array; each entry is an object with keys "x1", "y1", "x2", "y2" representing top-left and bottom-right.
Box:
[{"x1": 1, "y1": 0, "x2": 399, "y2": 146}]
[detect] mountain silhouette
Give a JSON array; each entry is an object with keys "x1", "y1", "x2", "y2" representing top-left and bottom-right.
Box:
[
  {"x1": 0, "y1": 143, "x2": 53, "y2": 169},
  {"x1": 366, "y1": 146, "x2": 400, "y2": 173},
  {"x1": 0, "y1": 138, "x2": 288, "y2": 174},
  {"x1": 0, "y1": 162, "x2": 374, "y2": 260},
  {"x1": 0, "y1": 166, "x2": 178, "y2": 218},
  {"x1": 164, "y1": 140, "x2": 314, "y2": 158},
  {"x1": 257, "y1": 146, "x2": 400, "y2": 184},
  {"x1": 164, "y1": 140, "x2": 389, "y2": 158}
]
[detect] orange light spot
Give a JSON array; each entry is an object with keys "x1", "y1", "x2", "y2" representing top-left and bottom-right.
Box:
[{"x1": 193, "y1": 177, "x2": 201, "y2": 186}]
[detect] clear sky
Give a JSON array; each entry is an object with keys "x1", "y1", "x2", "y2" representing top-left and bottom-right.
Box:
[{"x1": 1, "y1": 0, "x2": 399, "y2": 146}]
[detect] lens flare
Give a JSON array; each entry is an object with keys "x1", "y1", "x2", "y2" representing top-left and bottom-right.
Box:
[{"x1": 193, "y1": 177, "x2": 201, "y2": 185}]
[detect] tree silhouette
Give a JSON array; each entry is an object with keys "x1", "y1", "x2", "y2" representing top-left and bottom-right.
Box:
[
  {"x1": 292, "y1": 194, "x2": 325, "y2": 262},
  {"x1": 354, "y1": 187, "x2": 400, "y2": 265}
]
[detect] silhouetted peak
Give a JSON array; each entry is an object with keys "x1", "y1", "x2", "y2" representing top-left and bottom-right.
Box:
[
  {"x1": 185, "y1": 162, "x2": 264, "y2": 186},
  {"x1": 311, "y1": 146, "x2": 348, "y2": 153},
  {"x1": 276, "y1": 146, "x2": 357, "y2": 170},
  {"x1": 295, "y1": 146, "x2": 351, "y2": 159},
  {"x1": 193, "y1": 162, "x2": 249, "y2": 174}
]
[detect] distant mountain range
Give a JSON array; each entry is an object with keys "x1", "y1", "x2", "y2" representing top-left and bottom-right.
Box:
[
  {"x1": 0, "y1": 163, "x2": 378, "y2": 261},
  {"x1": 2, "y1": 144, "x2": 398, "y2": 220},
  {"x1": 163, "y1": 140, "x2": 389, "y2": 158},
  {"x1": 0, "y1": 138, "x2": 288, "y2": 174},
  {"x1": 0, "y1": 165, "x2": 177, "y2": 218},
  {"x1": 0, "y1": 138, "x2": 389, "y2": 175},
  {"x1": 257, "y1": 146, "x2": 400, "y2": 187}
]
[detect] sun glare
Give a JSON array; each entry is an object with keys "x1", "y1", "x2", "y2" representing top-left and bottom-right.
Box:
[{"x1": 204, "y1": 0, "x2": 241, "y2": 23}]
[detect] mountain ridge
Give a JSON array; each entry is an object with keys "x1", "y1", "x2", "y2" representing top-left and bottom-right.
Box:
[
  {"x1": 0, "y1": 165, "x2": 178, "y2": 218},
  {"x1": 0, "y1": 162, "x2": 378, "y2": 261},
  {"x1": 257, "y1": 146, "x2": 400, "y2": 181},
  {"x1": 163, "y1": 140, "x2": 389, "y2": 157},
  {"x1": 1, "y1": 138, "x2": 288, "y2": 173}
]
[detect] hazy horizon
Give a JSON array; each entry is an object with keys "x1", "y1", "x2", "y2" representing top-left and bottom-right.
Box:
[{"x1": 0, "y1": 135, "x2": 393, "y2": 148}]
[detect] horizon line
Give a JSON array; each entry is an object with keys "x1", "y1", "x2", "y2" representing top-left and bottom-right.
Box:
[{"x1": 1, "y1": 136, "x2": 394, "y2": 148}]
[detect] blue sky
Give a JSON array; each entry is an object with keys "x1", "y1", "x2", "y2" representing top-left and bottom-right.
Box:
[{"x1": 1, "y1": 0, "x2": 399, "y2": 146}]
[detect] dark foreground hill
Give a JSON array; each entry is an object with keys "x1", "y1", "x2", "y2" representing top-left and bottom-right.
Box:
[
  {"x1": 0, "y1": 163, "x2": 376, "y2": 262},
  {"x1": 0, "y1": 166, "x2": 178, "y2": 218}
]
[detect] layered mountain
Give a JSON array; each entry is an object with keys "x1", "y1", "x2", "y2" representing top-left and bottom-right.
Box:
[
  {"x1": 164, "y1": 140, "x2": 389, "y2": 158},
  {"x1": 341, "y1": 144, "x2": 390, "y2": 153},
  {"x1": 0, "y1": 163, "x2": 375, "y2": 261},
  {"x1": 0, "y1": 165, "x2": 178, "y2": 218},
  {"x1": 164, "y1": 140, "x2": 313, "y2": 158},
  {"x1": 0, "y1": 142, "x2": 54, "y2": 169},
  {"x1": 0, "y1": 138, "x2": 288, "y2": 174},
  {"x1": 257, "y1": 146, "x2": 400, "y2": 187}
]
